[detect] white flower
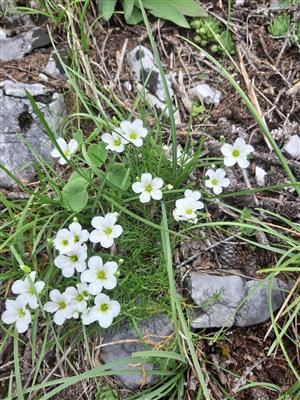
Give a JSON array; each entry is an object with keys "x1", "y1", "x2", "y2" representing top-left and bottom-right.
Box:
[
  {"x1": 255, "y1": 166, "x2": 267, "y2": 187},
  {"x1": 54, "y1": 244, "x2": 87, "y2": 277},
  {"x1": 132, "y1": 173, "x2": 164, "y2": 203},
  {"x1": 205, "y1": 168, "x2": 230, "y2": 195},
  {"x1": 120, "y1": 119, "x2": 148, "y2": 147},
  {"x1": 43, "y1": 289, "x2": 73, "y2": 325},
  {"x1": 68, "y1": 222, "x2": 89, "y2": 245},
  {"x1": 11, "y1": 271, "x2": 45, "y2": 310},
  {"x1": 1, "y1": 298, "x2": 31, "y2": 333},
  {"x1": 80, "y1": 256, "x2": 118, "y2": 295},
  {"x1": 173, "y1": 195, "x2": 204, "y2": 222},
  {"x1": 102, "y1": 129, "x2": 127, "y2": 153},
  {"x1": 89, "y1": 213, "x2": 123, "y2": 248},
  {"x1": 284, "y1": 135, "x2": 300, "y2": 159},
  {"x1": 221, "y1": 137, "x2": 254, "y2": 168},
  {"x1": 65, "y1": 283, "x2": 89, "y2": 317},
  {"x1": 53, "y1": 228, "x2": 74, "y2": 254},
  {"x1": 50, "y1": 138, "x2": 78, "y2": 165},
  {"x1": 89, "y1": 293, "x2": 120, "y2": 328}
]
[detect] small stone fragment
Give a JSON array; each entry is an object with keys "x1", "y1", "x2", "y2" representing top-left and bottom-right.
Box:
[
  {"x1": 0, "y1": 27, "x2": 50, "y2": 61},
  {"x1": 101, "y1": 313, "x2": 173, "y2": 390},
  {"x1": 43, "y1": 51, "x2": 66, "y2": 80},
  {"x1": 284, "y1": 135, "x2": 300, "y2": 158},
  {"x1": 255, "y1": 166, "x2": 267, "y2": 187},
  {"x1": 188, "y1": 83, "x2": 221, "y2": 106},
  {"x1": 127, "y1": 45, "x2": 173, "y2": 102}
]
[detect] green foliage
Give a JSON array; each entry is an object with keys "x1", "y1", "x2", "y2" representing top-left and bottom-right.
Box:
[
  {"x1": 97, "y1": 0, "x2": 207, "y2": 27},
  {"x1": 87, "y1": 143, "x2": 108, "y2": 167},
  {"x1": 191, "y1": 16, "x2": 235, "y2": 56},
  {"x1": 268, "y1": 13, "x2": 291, "y2": 37},
  {"x1": 293, "y1": 17, "x2": 300, "y2": 44},
  {"x1": 106, "y1": 163, "x2": 131, "y2": 190},
  {"x1": 62, "y1": 174, "x2": 89, "y2": 212},
  {"x1": 94, "y1": 386, "x2": 118, "y2": 400}
]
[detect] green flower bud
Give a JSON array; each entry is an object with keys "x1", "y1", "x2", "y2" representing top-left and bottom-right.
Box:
[
  {"x1": 194, "y1": 35, "x2": 201, "y2": 44},
  {"x1": 20, "y1": 265, "x2": 31, "y2": 273},
  {"x1": 118, "y1": 258, "x2": 124, "y2": 265},
  {"x1": 191, "y1": 20, "x2": 201, "y2": 29},
  {"x1": 73, "y1": 217, "x2": 78, "y2": 222}
]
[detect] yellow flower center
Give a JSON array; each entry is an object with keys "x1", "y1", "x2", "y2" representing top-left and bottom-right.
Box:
[
  {"x1": 185, "y1": 209, "x2": 193, "y2": 215},
  {"x1": 70, "y1": 254, "x2": 78, "y2": 262},
  {"x1": 58, "y1": 302, "x2": 66, "y2": 310},
  {"x1": 211, "y1": 178, "x2": 218, "y2": 186},
  {"x1": 64, "y1": 149, "x2": 70, "y2": 157},
  {"x1": 103, "y1": 226, "x2": 112, "y2": 236},
  {"x1": 129, "y1": 132, "x2": 138, "y2": 140},
  {"x1": 18, "y1": 308, "x2": 26, "y2": 317},
  {"x1": 62, "y1": 239, "x2": 68, "y2": 246},
  {"x1": 74, "y1": 234, "x2": 80, "y2": 243},
  {"x1": 28, "y1": 286, "x2": 35, "y2": 295},
  {"x1": 145, "y1": 184, "x2": 153, "y2": 193},
  {"x1": 232, "y1": 149, "x2": 240, "y2": 157},
  {"x1": 100, "y1": 303, "x2": 109, "y2": 312},
  {"x1": 97, "y1": 271, "x2": 106, "y2": 280},
  {"x1": 75, "y1": 294, "x2": 84, "y2": 302},
  {"x1": 113, "y1": 138, "x2": 121, "y2": 146}
]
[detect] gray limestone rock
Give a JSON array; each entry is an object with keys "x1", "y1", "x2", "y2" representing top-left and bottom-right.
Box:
[
  {"x1": 189, "y1": 274, "x2": 288, "y2": 329},
  {"x1": 0, "y1": 27, "x2": 50, "y2": 61},
  {"x1": 101, "y1": 313, "x2": 173, "y2": 390},
  {"x1": 0, "y1": 80, "x2": 66, "y2": 189},
  {"x1": 235, "y1": 279, "x2": 288, "y2": 327},
  {"x1": 190, "y1": 274, "x2": 246, "y2": 328}
]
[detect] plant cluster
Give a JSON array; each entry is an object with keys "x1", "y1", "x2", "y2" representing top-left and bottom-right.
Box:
[
  {"x1": 98, "y1": 0, "x2": 206, "y2": 28},
  {"x1": 1, "y1": 217, "x2": 123, "y2": 332},
  {"x1": 191, "y1": 16, "x2": 235, "y2": 55},
  {"x1": 1, "y1": 109, "x2": 255, "y2": 334},
  {"x1": 268, "y1": 12, "x2": 300, "y2": 44}
]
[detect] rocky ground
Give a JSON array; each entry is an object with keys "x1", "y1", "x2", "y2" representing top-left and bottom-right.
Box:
[{"x1": 0, "y1": 0, "x2": 299, "y2": 399}]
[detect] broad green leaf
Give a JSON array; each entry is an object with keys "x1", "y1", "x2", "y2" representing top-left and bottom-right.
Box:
[
  {"x1": 73, "y1": 129, "x2": 83, "y2": 146},
  {"x1": 172, "y1": 0, "x2": 207, "y2": 17},
  {"x1": 87, "y1": 143, "x2": 107, "y2": 167},
  {"x1": 62, "y1": 177, "x2": 89, "y2": 212},
  {"x1": 142, "y1": 0, "x2": 190, "y2": 28},
  {"x1": 123, "y1": 0, "x2": 135, "y2": 21},
  {"x1": 98, "y1": 0, "x2": 117, "y2": 21},
  {"x1": 106, "y1": 163, "x2": 131, "y2": 191},
  {"x1": 126, "y1": 7, "x2": 143, "y2": 24},
  {"x1": 69, "y1": 169, "x2": 92, "y2": 182}
]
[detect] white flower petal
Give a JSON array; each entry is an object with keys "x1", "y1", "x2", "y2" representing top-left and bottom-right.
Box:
[
  {"x1": 224, "y1": 156, "x2": 236, "y2": 167},
  {"x1": 15, "y1": 318, "x2": 30, "y2": 333},
  {"x1": 151, "y1": 189, "x2": 162, "y2": 200},
  {"x1": 68, "y1": 139, "x2": 78, "y2": 153},
  {"x1": 110, "y1": 300, "x2": 121, "y2": 317},
  {"x1": 132, "y1": 182, "x2": 144, "y2": 193},
  {"x1": 221, "y1": 143, "x2": 233, "y2": 156},
  {"x1": 237, "y1": 157, "x2": 249, "y2": 168},
  {"x1": 139, "y1": 191, "x2": 151, "y2": 203},
  {"x1": 151, "y1": 177, "x2": 164, "y2": 190}
]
